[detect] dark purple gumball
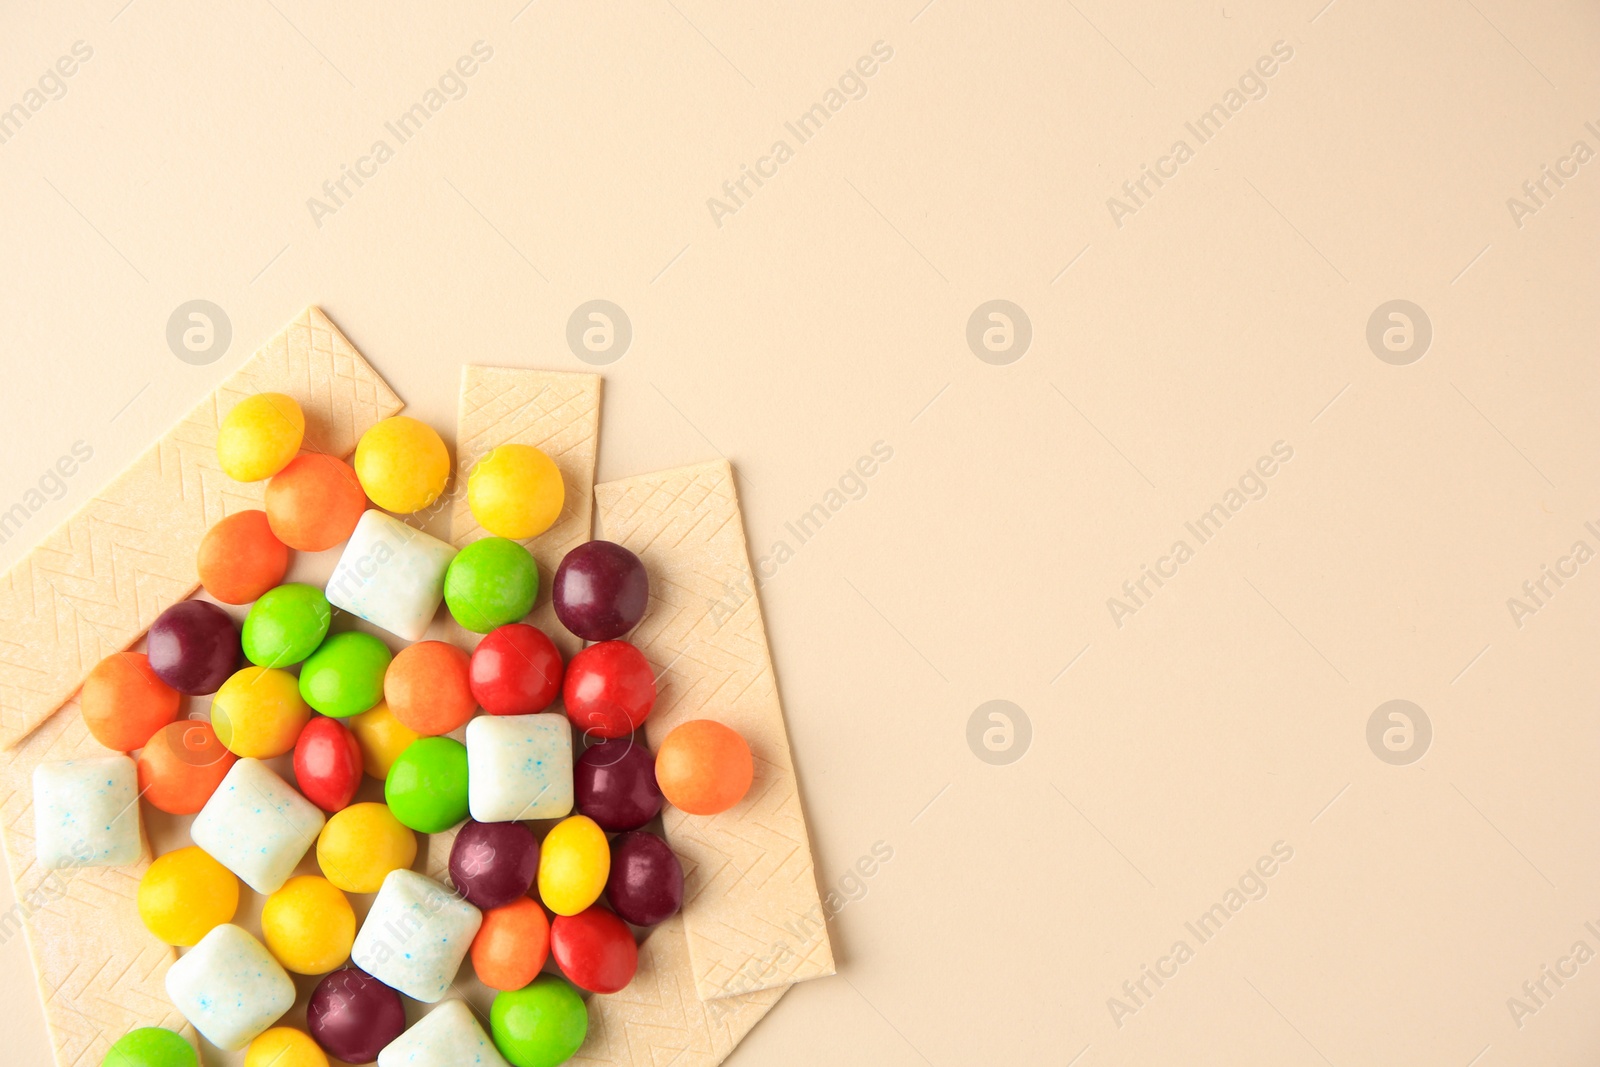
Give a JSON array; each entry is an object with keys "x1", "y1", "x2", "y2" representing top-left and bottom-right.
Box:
[
  {"x1": 449, "y1": 819, "x2": 539, "y2": 909},
  {"x1": 307, "y1": 967, "x2": 405, "y2": 1064},
  {"x1": 608, "y1": 830, "x2": 683, "y2": 927},
  {"x1": 552, "y1": 541, "x2": 649, "y2": 642},
  {"x1": 574, "y1": 739, "x2": 663, "y2": 832},
  {"x1": 146, "y1": 600, "x2": 240, "y2": 695}
]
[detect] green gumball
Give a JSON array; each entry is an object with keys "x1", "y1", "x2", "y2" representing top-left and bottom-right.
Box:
[
  {"x1": 242, "y1": 583, "x2": 331, "y2": 667},
  {"x1": 491, "y1": 976, "x2": 588, "y2": 1067},
  {"x1": 443, "y1": 538, "x2": 538, "y2": 633},
  {"x1": 103, "y1": 1027, "x2": 198, "y2": 1067},
  {"x1": 385, "y1": 736, "x2": 470, "y2": 832},
  {"x1": 298, "y1": 631, "x2": 391, "y2": 717}
]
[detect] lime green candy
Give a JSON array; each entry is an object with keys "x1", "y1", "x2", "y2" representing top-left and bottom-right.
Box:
[
  {"x1": 443, "y1": 538, "x2": 538, "y2": 633},
  {"x1": 385, "y1": 736, "x2": 469, "y2": 833},
  {"x1": 242, "y1": 583, "x2": 331, "y2": 667},
  {"x1": 298, "y1": 631, "x2": 391, "y2": 718},
  {"x1": 491, "y1": 975, "x2": 588, "y2": 1067},
  {"x1": 103, "y1": 1027, "x2": 197, "y2": 1067}
]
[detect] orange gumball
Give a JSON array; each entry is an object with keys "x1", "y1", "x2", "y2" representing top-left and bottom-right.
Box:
[
  {"x1": 80, "y1": 652, "x2": 181, "y2": 752},
  {"x1": 265, "y1": 454, "x2": 366, "y2": 552},
  {"x1": 654, "y1": 719, "x2": 754, "y2": 816},
  {"x1": 471, "y1": 897, "x2": 550, "y2": 991},
  {"x1": 197, "y1": 510, "x2": 290, "y2": 604},
  {"x1": 137, "y1": 720, "x2": 238, "y2": 814},
  {"x1": 384, "y1": 641, "x2": 475, "y2": 736}
]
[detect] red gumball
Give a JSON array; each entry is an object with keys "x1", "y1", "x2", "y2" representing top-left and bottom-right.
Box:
[
  {"x1": 293, "y1": 716, "x2": 363, "y2": 813},
  {"x1": 470, "y1": 624, "x2": 564, "y2": 716},
  {"x1": 550, "y1": 905, "x2": 639, "y2": 994},
  {"x1": 562, "y1": 640, "x2": 655, "y2": 740}
]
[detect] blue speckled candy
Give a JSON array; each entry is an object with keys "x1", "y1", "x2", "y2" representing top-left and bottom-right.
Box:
[{"x1": 464, "y1": 713, "x2": 572, "y2": 822}]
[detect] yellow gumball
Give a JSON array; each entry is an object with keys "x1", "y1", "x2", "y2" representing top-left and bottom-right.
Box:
[
  {"x1": 317, "y1": 801, "x2": 418, "y2": 893},
  {"x1": 537, "y1": 814, "x2": 610, "y2": 916},
  {"x1": 468, "y1": 443, "x2": 565, "y2": 539},
  {"x1": 262, "y1": 875, "x2": 355, "y2": 975},
  {"x1": 211, "y1": 666, "x2": 311, "y2": 758},
  {"x1": 217, "y1": 393, "x2": 304, "y2": 482},
  {"x1": 354, "y1": 416, "x2": 450, "y2": 513},
  {"x1": 137, "y1": 846, "x2": 239, "y2": 946},
  {"x1": 246, "y1": 1027, "x2": 329, "y2": 1067},
  {"x1": 349, "y1": 700, "x2": 419, "y2": 779}
]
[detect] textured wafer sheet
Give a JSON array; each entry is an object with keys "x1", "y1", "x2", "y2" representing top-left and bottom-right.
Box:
[
  {"x1": 0, "y1": 306, "x2": 402, "y2": 750},
  {"x1": 596, "y1": 460, "x2": 834, "y2": 1001}
]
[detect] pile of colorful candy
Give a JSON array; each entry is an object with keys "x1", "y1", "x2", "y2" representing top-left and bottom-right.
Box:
[{"x1": 37, "y1": 394, "x2": 757, "y2": 1067}]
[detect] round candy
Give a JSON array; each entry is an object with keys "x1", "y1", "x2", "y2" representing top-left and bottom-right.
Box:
[
  {"x1": 265, "y1": 454, "x2": 366, "y2": 552},
  {"x1": 385, "y1": 737, "x2": 470, "y2": 833},
  {"x1": 385, "y1": 640, "x2": 475, "y2": 735},
  {"x1": 147, "y1": 600, "x2": 240, "y2": 695},
  {"x1": 467, "y1": 444, "x2": 564, "y2": 540},
  {"x1": 537, "y1": 815, "x2": 610, "y2": 917},
  {"x1": 137, "y1": 846, "x2": 238, "y2": 947},
  {"x1": 317, "y1": 802, "x2": 418, "y2": 894},
  {"x1": 217, "y1": 392, "x2": 304, "y2": 482},
  {"x1": 490, "y1": 976, "x2": 588, "y2": 1067},
  {"x1": 655, "y1": 719, "x2": 753, "y2": 815},
  {"x1": 471, "y1": 897, "x2": 550, "y2": 992},
  {"x1": 299, "y1": 631, "x2": 391, "y2": 718},
  {"x1": 574, "y1": 738, "x2": 662, "y2": 831},
  {"x1": 348, "y1": 700, "x2": 419, "y2": 779},
  {"x1": 197, "y1": 510, "x2": 289, "y2": 604},
  {"x1": 353, "y1": 416, "x2": 450, "y2": 514},
  {"x1": 562, "y1": 640, "x2": 655, "y2": 740},
  {"x1": 242, "y1": 583, "x2": 331, "y2": 667},
  {"x1": 550, "y1": 905, "x2": 638, "y2": 994},
  {"x1": 81, "y1": 651, "x2": 180, "y2": 752},
  {"x1": 308, "y1": 967, "x2": 406, "y2": 1064},
  {"x1": 450, "y1": 820, "x2": 539, "y2": 910},
  {"x1": 137, "y1": 719, "x2": 236, "y2": 814},
  {"x1": 262, "y1": 875, "x2": 356, "y2": 975},
  {"x1": 469, "y1": 624, "x2": 563, "y2": 716},
  {"x1": 245, "y1": 1028, "x2": 328, "y2": 1067},
  {"x1": 552, "y1": 541, "x2": 648, "y2": 642},
  {"x1": 607, "y1": 831, "x2": 684, "y2": 927},
  {"x1": 293, "y1": 716, "x2": 363, "y2": 812},
  {"x1": 211, "y1": 666, "x2": 311, "y2": 758},
  {"x1": 444, "y1": 538, "x2": 539, "y2": 633},
  {"x1": 102, "y1": 1027, "x2": 197, "y2": 1067}
]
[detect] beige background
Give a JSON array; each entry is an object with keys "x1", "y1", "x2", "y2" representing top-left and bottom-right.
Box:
[{"x1": 2, "y1": 1, "x2": 1598, "y2": 1064}]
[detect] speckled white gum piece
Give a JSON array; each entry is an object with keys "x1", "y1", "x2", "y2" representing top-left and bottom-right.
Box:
[
  {"x1": 465, "y1": 713, "x2": 573, "y2": 822},
  {"x1": 378, "y1": 998, "x2": 509, "y2": 1067},
  {"x1": 326, "y1": 510, "x2": 459, "y2": 642},
  {"x1": 164, "y1": 923, "x2": 295, "y2": 1051},
  {"x1": 352, "y1": 869, "x2": 482, "y2": 1003},
  {"x1": 190, "y1": 758, "x2": 325, "y2": 894},
  {"x1": 32, "y1": 755, "x2": 142, "y2": 869}
]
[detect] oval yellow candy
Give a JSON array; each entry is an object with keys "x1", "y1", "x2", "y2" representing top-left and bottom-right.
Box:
[
  {"x1": 537, "y1": 814, "x2": 610, "y2": 916},
  {"x1": 262, "y1": 874, "x2": 355, "y2": 975},
  {"x1": 468, "y1": 443, "x2": 564, "y2": 540},
  {"x1": 354, "y1": 416, "x2": 450, "y2": 513},
  {"x1": 137, "y1": 846, "x2": 239, "y2": 946},
  {"x1": 317, "y1": 801, "x2": 418, "y2": 894},
  {"x1": 217, "y1": 393, "x2": 304, "y2": 482},
  {"x1": 349, "y1": 700, "x2": 419, "y2": 780},
  {"x1": 211, "y1": 666, "x2": 311, "y2": 759},
  {"x1": 245, "y1": 1027, "x2": 328, "y2": 1067}
]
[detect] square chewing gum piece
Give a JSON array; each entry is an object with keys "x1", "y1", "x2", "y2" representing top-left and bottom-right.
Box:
[
  {"x1": 378, "y1": 998, "x2": 509, "y2": 1067},
  {"x1": 465, "y1": 713, "x2": 573, "y2": 822},
  {"x1": 31, "y1": 755, "x2": 142, "y2": 870},
  {"x1": 191, "y1": 758, "x2": 326, "y2": 894},
  {"x1": 327, "y1": 510, "x2": 459, "y2": 641},
  {"x1": 352, "y1": 869, "x2": 482, "y2": 1003},
  {"x1": 165, "y1": 923, "x2": 295, "y2": 1051}
]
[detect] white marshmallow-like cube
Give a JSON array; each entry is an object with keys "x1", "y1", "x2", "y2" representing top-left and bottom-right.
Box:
[
  {"x1": 326, "y1": 510, "x2": 458, "y2": 641},
  {"x1": 191, "y1": 758, "x2": 325, "y2": 894},
  {"x1": 352, "y1": 869, "x2": 482, "y2": 1003},
  {"x1": 32, "y1": 756, "x2": 142, "y2": 870},
  {"x1": 379, "y1": 999, "x2": 510, "y2": 1067},
  {"x1": 466, "y1": 713, "x2": 573, "y2": 822},
  {"x1": 165, "y1": 923, "x2": 295, "y2": 1051}
]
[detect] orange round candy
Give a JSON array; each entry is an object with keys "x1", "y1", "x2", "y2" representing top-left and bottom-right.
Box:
[
  {"x1": 384, "y1": 641, "x2": 475, "y2": 736},
  {"x1": 265, "y1": 455, "x2": 366, "y2": 552},
  {"x1": 197, "y1": 510, "x2": 290, "y2": 604},
  {"x1": 655, "y1": 720, "x2": 754, "y2": 816},
  {"x1": 137, "y1": 719, "x2": 238, "y2": 814},
  {"x1": 81, "y1": 652, "x2": 181, "y2": 752},
  {"x1": 471, "y1": 897, "x2": 550, "y2": 991}
]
